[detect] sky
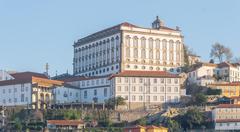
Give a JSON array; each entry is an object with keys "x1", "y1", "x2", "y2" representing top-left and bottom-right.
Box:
[{"x1": 0, "y1": 0, "x2": 240, "y2": 76}]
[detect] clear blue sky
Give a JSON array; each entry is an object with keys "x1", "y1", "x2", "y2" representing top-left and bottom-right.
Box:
[{"x1": 0, "y1": 0, "x2": 239, "y2": 76}]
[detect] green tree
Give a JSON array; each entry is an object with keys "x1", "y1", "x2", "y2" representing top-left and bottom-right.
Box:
[
  {"x1": 195, "y1": 93, "x2": 207, "y2": 106},
  {"x1": 105, "y1": 96, "x2": 126, "y2": 109},
  {"x1": 14, "y1": 118, "x2": 23, "y2": 132},
  {"x1": 210, "y1": 42, "x2": 233, "y2": 62},
  {"x1": 136, "y1": 117, "x2": 147, "y2": 126},
  {"x1": 181, "y1": 108, "x2": 204, "y2": 129},
  {"x1": 166, "y1": 118, "x2": 181, "y2": 132},
  {"x1": 206, "y1": 88, "x2": 222, "y2": 95}
]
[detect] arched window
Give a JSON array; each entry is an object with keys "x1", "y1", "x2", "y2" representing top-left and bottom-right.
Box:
[
  {"x1": 156, "y1": 39, "x2": 160, "y2": 49},
  {"x1": 141, "y1": 49, "x2": 146, "y2": 59},
  {"x1": 176, "y1": 40, "x2": 181, "y2": 51},
  {"x1": 162, "y1": 39, "x2": 167, "y2": 50},
  {"x1": 149, "y1": 50, "x2": 153, "y2": 59},
  {"x1": 141, "y1": 37, "x2": 146, "y2": 48},
  {"x1": 134, "y1": 48, "x2": 138, "y2": 58},
  {"x1": 126, "y1": 48, "x2": 130, "y2": 58},
  {"x1": 169, "y1": 40, "x2": 174, "y2": 51},
  {"x1": 156, "y1": 50, "x2": 160, "y2": 59},
  {"x1": 149, "y1": 38, "x2": 153, "y2": 49},
  {"x1": 133, "y1": 36, "x2": 138, "y2": 47},
  {"x1": 125, "y1": 36, "x2": 130, "y2": 47}
]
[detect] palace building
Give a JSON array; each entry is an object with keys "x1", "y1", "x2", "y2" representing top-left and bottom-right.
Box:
[{"x1": 73, "y1": 16, "x2": 185, "y2": 77}]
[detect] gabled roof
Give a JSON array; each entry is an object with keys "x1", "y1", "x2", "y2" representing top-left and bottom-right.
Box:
[
  {"x1": 109, "y1": 70, "x2": 179, "y2": 79},
  {"x1": 0, "y1": 72, "x2": 48, "y2": 86},
  {"x1": 188, "y1": 62, "x2": 217, "y2": 72}
]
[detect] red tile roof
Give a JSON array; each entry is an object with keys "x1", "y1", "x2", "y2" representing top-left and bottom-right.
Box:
[
  {"x1": 216, "y1": 104, "x2": 240, "y2": 108},
  {"x1": 109, "y1": 70, "x2": 179, "y2": 79},
  {"x1": 216, "y1": 119, "x2": 240, "y2": 123},
  {"x1": 47, "y1": 120, "x2": 84, "y2": 126},
  {"x1": 0, "y1": 72, "x2": 48, "y2": 86}
]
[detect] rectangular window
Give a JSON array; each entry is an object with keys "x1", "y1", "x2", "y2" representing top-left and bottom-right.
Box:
[
  {"x1": 139, "y1": 86, "x2": 143, "y2": 92},
  {"x1": 14, "y1": 98, "x2": 17, "y2": 103},
  {"x1": 139, "y1": 96, "x2": 143, "y2": 101},
  {"x1": 160, "y1": 87, "x2": 164, "y2": 92},
  {"x1": 84, "y1": 91, "x2": 87, "y2": 99},
  {"x1": 160, "y1": 96, "x2": 164, "y2": 101},
  {"x1": 125, "y1": 86, "x2": 128, "y2": 91},
  {"x1": 3, "y1": 89, "x2": 5, "y2": 94},
  {"x1": 21, "y1": 94, "x2": 24, "y2": 102},
  {"x1": 139, "y1": 78, "x2": 143, "y2": 83},
  {"x1": 117, "y1": 78, "x2": 121, "y2": 83},
  {"x1": 174, "y1": 79, "x2": 178, "y2": 84},
  {"x1": 161, "y1": 78, "x2": 164, "y2": 83},
  {"x1": 167, "y1": 79, "x2": 171, "y2": 84},
  {"x1": 9, "y1": 89, "x2": 11, "y2": 93},
  {"x1": 125, "y1": 78, "x2": 128, "y2": 83},
  {"x1": 154, "y1": 79, "x2": 157, "y2": 83},
  {"x1": 21, "y1": 84, "x2": 24, "y2": 92},
  {"x1": 132, "y1": 86, "x2": 136, "y2": 92},
  {"x1": 174, "y1": 87, "x2": 178, "y2": 92},
  {"x1": 153, "y1": 96, "x2": 157, "y2": 101},
  {"x1": 132, "y1": 95, "x2": 136, "y2": 101},
  {"x1": 14, "y1": 88, "x2": 17, "y2": 93},
  {"x1": 153, "y1": 87, "x2": 157, "y2": 92},
  {"x1": 117, "y1": 86, "x2": 121, "y2": 92},
  {"x1": 94, "y1": 89, "x2": 97, "y2": 96},
  {"x1": 132, "y1": 78, "x2": 136, "y2": 83},
  {"x1": 167, "y1": 87, "x2": 171, "y2": 92},
  {"x1": 104, "y1": 88, "x2": 107, "y2": 97}
]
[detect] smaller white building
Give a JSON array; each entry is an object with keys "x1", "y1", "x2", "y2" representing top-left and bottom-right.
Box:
[
  {"x1": 212, "y1": 104, "x2": 240, "y2": 130},
  {"x1": 109, "y1": 70, "x2": 181, "y2": 109},
  {"x1": 188, "y1": 62, "x2": 217, "y2": 86},
  {"x1": 52, "y1": 84, "x2": 81, "y2": 104},
  {"x1": 215, "y1": 62, "x2": 240, "y2": 82}
]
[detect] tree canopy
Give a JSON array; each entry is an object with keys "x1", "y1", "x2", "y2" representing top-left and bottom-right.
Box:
[{"x1": 210, "y1": 42, "x2": 233, "y2": 62}]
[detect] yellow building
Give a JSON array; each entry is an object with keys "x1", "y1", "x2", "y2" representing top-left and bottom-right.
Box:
[
  {"x1": 208, "y1": 83, "x2": 240, "y2": 97},
  {"x1": 32, "y1": 76, "x2": 63, "y2": 109},
  {"x1": 124, "y1": 125, "x2": 168, "y2": 132}
]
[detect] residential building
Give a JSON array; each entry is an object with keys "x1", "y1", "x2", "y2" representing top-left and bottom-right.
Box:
[
  {"x1": 208, "y1": 82, "x2": 240, "y2": 97},
  {"x1": 187, "y1": 62, "x2": 217, "y2": 86},
  {"x1": 0, "y1": 72, "x2": 63, "y2": 109},
  {"x1": 188, "y1": 54, "x2": 200, "y2": 66},
  {"x1": 52, "y1": 84, "x2": 81, "y2": 104},
  {"x1": 124, "y1": 125, "x2": 168, "y2": 132},
  {"x1": 62, "y1": 76, "x2": 111, "y2": 104},
  {"x1": 215, "y1": 62, "x2": 240, "y2": 82},
  {"x1": 212, "y1": 104, "x2": 240, "y2": 130},
  {"x1": 73, "y1": 16, "x2": 185, "y2": 77},
  {"x1": 47, "y1": 120, "x2": 85, "y2": 130},
  {"x1": 109, "y1": 70, "x2": 181, "y2": 109}
]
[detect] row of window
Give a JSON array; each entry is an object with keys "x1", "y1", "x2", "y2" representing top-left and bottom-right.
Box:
[
  {"x1": 117, "y1": 86, "x2": 179, "y2": 93},
  {"x1": 75, "y1": 65, "x2": 119, "y2": 76},
  {"x1": 80, "y1": 78, "x2": 109, "y2": 87},
  {"x1": 125, "y1": 48, "x2": 181, "y2": 61},
  {"x1": 83, "y1": 88, "x2": 108, "y2": 99},
  {"x1": 117, "y1": 77, "x2": 179, "y2": 84},
  {"x1": 2, "y1": 94, "x2": 28, "y2": 104},
  {"x1": 125, "y1": 35, "x2": 181, "y2": 50},
  {"x1": 2, "y1": 86, "x2": 28, "y2": 94},
  {"x1": 57, "y1": 90, "x2": 79, "y2": 98},
  {"x1": 75, "y1": 36, "x2": 120, "y2": 53},
  {"x1": 121, "y1": 95, "x2": 179, "y2": 102}
]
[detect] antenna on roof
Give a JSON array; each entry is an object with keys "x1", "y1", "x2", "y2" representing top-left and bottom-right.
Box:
[{"x1": 45, "y1": 63, "x2": 49, "y2": 76}]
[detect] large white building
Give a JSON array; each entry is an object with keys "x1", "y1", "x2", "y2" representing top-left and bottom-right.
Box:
[
  {"x1": 61, "y1": 70, "x2": 181, "y2": 110},
  {"x1": 73, "y1": 17, "x2": 184, "y2": 77}
]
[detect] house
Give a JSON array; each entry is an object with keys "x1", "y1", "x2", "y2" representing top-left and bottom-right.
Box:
[
  {"x1": 208, "y1": 82, "x2": 240, "y2": 98},
  {"x1": 212, "y1": 104, "x2": 240, "y2": 130},
  {"x1": 215, "y1": 62, "x2": 240, "y2": 82},
  {"x1": 47, "y1": 120, "x2": 85, "y2": 130}
]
